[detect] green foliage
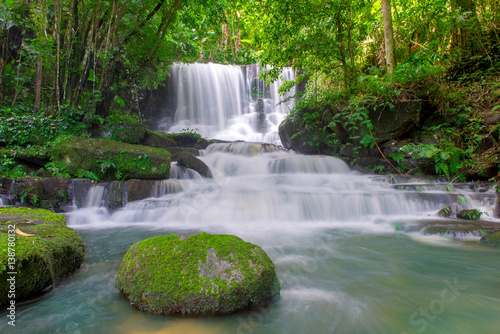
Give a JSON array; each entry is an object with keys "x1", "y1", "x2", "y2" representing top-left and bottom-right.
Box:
[
  {"x1": 459, "y1": 209, "x2": 484, "y2": 220},
  {"x1": 178, "y1": 128, "x2": 203, "y2": 140},
  {"x1": 0, "y1": 155, "x2": 28, "y2": 179},
  {"x1": 399, "y1": 142, "x2": 467, "y2": 178},
  {"x1": 0, "y1": 106, "x2": 89, "y2": 147}
]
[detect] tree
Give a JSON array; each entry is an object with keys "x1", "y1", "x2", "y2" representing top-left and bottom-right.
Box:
[{"x1": 381, "y1": 0, "x2": 395, "y2": 73}]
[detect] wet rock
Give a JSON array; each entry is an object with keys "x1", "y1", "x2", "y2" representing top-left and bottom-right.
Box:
[
  {"x1": 124, "y1": 180, "x2": 157, "y2": 203},
  {"x1": 177, "y1": 152, "x2": 212, "y2": 178},
  {"x1": 115, "y1": 233, "x2": 280, "y2": 315},
  {"x1": 0, "y1": 208, "x2": 85, "y2": 306}
]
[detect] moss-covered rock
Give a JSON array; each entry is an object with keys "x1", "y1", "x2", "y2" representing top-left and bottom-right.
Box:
[
  {"x1": 108, "y1": 123, "x2": 149, "y2": 144},
  {"x1": 115, "y1": 233, "x2": 280, "y2": 316},
  {"x1": 140, "y1": 130, "x2": 177, "y2": 149},
  {"x1": 480, "y1": 231, "x2": 500, "y2": 244},
  {"x1": 50, "y1": 137, "x2": 171, "y2": 180},
  {"x1": 166, "y1": 133, "x2": 210, "y2": 150},
  {"x1": 0, "y1": 207, "x2": 85, "y2": 306}
]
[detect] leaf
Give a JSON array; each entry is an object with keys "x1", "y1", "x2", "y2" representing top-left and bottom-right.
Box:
[
  {"x1": 88, "y1": 69, "x2": 97, "y2": 82},
  {"x1": 16, "y1": 228, "x2": 34, "y2": 237},
  {"x1": 114, "y1": 95, "x2": 126, "y2": 108}
]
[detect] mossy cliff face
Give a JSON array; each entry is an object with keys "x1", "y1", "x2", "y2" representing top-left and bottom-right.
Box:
[
  {"x1": 115, "y1": 232, "x2": 280, "y2": 316},
  {"x1": 0, "y1": 208, "x2": 85, "y2": 306},
  {"x1": 50, "y1": 137, "x2": 171, "y2": 180}
]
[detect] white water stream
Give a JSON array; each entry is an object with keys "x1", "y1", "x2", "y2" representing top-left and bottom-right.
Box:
[{"x1": 165, "y1": 63, "x2": 296, "y2": 144}]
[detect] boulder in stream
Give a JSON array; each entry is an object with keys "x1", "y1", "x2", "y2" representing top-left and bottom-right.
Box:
[
  {"x1": 0, "y1": 208, "x2": 85, "y2": 306},
  {"x1": 115, "y1": 232, "x2": 280, "y2": 316},
  {"x1": 176, "y1": 151, "x2": 212, "y2": 178}
]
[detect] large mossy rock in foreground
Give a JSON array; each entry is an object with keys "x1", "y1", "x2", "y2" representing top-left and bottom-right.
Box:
[
  {"x1": 116, "y1": 233, "x2": 280, "y2": 315},
  {"x1": 0, "y1": 208, "x2": 85, "y2": 306},
  {"x1": 50, "y1": 137, "x2": 171, "y2": 180}
]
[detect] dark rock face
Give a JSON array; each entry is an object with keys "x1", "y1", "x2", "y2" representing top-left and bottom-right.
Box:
[
  {"x1": 10, "y1": 177, "x2": 71, "y2": 209},
  {"x1": 0, "y1": 208, "x2": 85, "y2": 306},
  {"x1": 115, "y1": 233, "x2": 280, "y2": 316},
  {"x1": 278, "y1": 116, "x2": 319, "y2": 154},
  {"x1": 176, "y1": 152, "x2": 212, "y2": 178},
  {"x1": 369, "y1": 100, "x2": 421, "y2": 144}
]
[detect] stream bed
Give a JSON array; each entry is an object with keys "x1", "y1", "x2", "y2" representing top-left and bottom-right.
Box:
[{"x1": 2, "y1": 145, "x2": 500, "y2": 334}]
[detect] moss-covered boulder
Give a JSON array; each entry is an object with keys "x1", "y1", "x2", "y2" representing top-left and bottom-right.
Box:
[
  {"x1": 115, "y1": 233, "x2": 280, "y2": 316},
  {"x1": 108, "y1": 123, "x2": 149, "y2": 144},
  {"x1": 140, "y1": 130, "x2": 178, "y2": 149},
  {"x1": 166, "y1": 132, "x2": 210, "y2": 150},
  {"x1": 50, "y1": 137, "x2": 171, "y2": 180},
  {"x1": 0, "y1": 208, "x2": 85, "y2": 306},
  {"x1": 480, "y1": 231, "x2": 500, "y2": 244}
]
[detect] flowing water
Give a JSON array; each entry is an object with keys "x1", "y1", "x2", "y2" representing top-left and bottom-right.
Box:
[
  {"x1": 2, "y1": 143, "x2": 500, "y2": 334},
  {"x1": 161, "y1": 63, "x2": 296, "y2": 145}
]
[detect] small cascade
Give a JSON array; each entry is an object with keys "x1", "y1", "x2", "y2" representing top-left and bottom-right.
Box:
[
  {"x1": 84, "y1": 185, "x2": 106, "y2": 207},
  {"x1": 170, "y1": 162, "x2": 203, "y2": 180},
  {"x1": 204, "y1": 142, "x2": 281, "y2": 156},
  {"x1": 268, "y1": 155, "x2": 352, "y2": 174},
  {"x1": 151, "y1": 180, "x2": 186, "y2": 197},
  {"x1": 165, "y1": 63, "x2": 296, "y2": 144}
]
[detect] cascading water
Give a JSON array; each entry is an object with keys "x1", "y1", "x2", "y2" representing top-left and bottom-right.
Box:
[
  {"x1": 4, "y1": 142, "x2": 499, "y2": 334},
  {"x1": 165, "y1": 63, "x2": 296, "y2": 145}
]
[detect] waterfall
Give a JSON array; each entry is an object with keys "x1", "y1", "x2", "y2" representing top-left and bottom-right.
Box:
[
  {"x1": 84, "y1": 185, "x2": 106, "y2": 208},
  {"x1": 166, "y1": 63, "x2": 296, "y2": 145}
]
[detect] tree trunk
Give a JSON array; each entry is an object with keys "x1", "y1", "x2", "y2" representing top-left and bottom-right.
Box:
[
  {"x1": 452, "y1": 0, "x2": 478, "y2": 53},
  {"x1": 54, "y1": 0, "x2": 61, "y2": 113},
  {"x1": 0, "y1": 22, "x2": 7, "y2": 101},
  {"x1": 381, "y1": 0, "x2": 396, "y2": 73},
  {"x1": 33, "y1": 58, "x2": 43, "y2": 113}
]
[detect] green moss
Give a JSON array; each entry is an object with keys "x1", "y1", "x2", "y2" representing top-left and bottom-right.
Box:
[
  {"x1": 0, "y1": 208, "x2": 85, "y2": 306},
  {"x1": 115, "y1": 232, "x2": 280, "y2": 315},
  {"x1": 480, "y1": 231, "x2": 500, "y2": 244},
  {"x1": 50, "y1": 137, "x2": 171, "y2": 180}
]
